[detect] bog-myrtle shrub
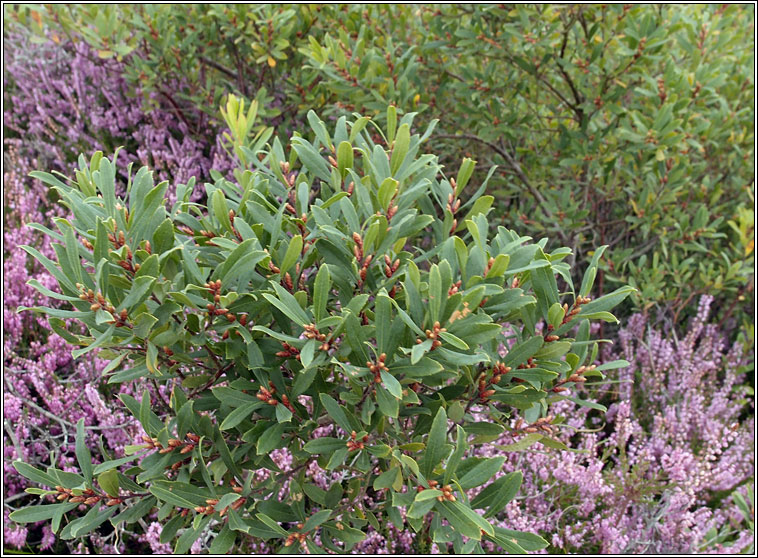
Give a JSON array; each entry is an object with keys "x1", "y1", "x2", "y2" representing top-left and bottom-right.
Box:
[{"x1": 11, "y1": 105, "x2": 631, "y2": 553}]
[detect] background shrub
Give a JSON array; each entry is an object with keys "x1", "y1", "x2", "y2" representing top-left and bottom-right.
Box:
[{"x1": 8, "y1": 3, "x2": 754, "y2": 327}]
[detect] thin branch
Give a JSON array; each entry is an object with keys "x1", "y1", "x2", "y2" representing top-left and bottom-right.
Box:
[{"x1": 435, "y1": 132, "x2": 569, "y2": 244}]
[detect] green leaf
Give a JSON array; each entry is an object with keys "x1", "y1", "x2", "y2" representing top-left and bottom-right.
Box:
[
  {"x1": 375, "y1": 293, "x2": 391, "y2": 355},
  {"x1": 98, "y1": 469, "x2": 120, "y2": 498},
  {"x1": 71, "y1": 324, "x2": 116, "y2": 359},
  {"x1": 491, "y1": 526, "x2": 549, "y2": 552},
  {"x1": 13, "y1": 462, "x2": 59, "y2": 488},
  {"x1": 390, "y1": 357, "x2": 443, "y2": 377},
  {"x1": 378, "y1": 177, "x2": 399, "y2": 211},
  {"x1": 313, "y1": 265, "x2": 331, "y2": 322},
  {"x1": 280, "y1": 234, "x2": 303, "y2": 275},
  {"x1": 210, "y1": 524, "x2": 237, "y2": 554},
  {"x1": 578, "y1": 286, "x2": 635, "y2": 316},
  {"x1": 220, "y1": 405, "x2": 256, "y2": 431},
  {"x1": 470, "y1": 471, "x2": 522, "y2": 518},
  {"x1": 411, "y1": 338, "x2": 433, "y2": 364},
  {"x1": 579, "y1": 246, "x2": 607, "y2": 297},
  {"x1": 390, "y1": 124, "x2": 410, "y2": 175},
  {"x1": 303, "y1": 437, "x2": 347, "y2": 455},
  {"x1": 149, "y1": 484, "x2": 198, "y2": 509},
  {"x1": 256, "y1": 423, "x2": 285, "y2": 455},
  {"x1": 459, "y1": 457, "x2": 505, "y2": 490},
  {"x1": 380, "y1": 370, "x2": 403, "y2": 399},
  {"x1": 212, "y1": 189, "x2": 233, "y2": 234},
  {"x1": 497, "y1": 433, "x2": 543, "y2": 451},
  {"x1": 67, "y1": 505, "x2": 117, "y2": 538},
  {"x1": 503, "y1": 335, "x2": 543, "y2": 369},
  {"x1": 10, "y1": 503, "x2": 76, "y2": 524},
  {"x1": 302, "y1": 509, "x2": 332, "y2": 533},
  {"x1": 455, "y1": 158, "x2": 476, "y2": 196},
  {"x1": 564, "y1": 396, "x2": 607, "y2": 412},
  {"x1": 435, "y1": 499, "x2": 493, "y2": 540},
  {"x1": 256, "y1": 512, "x2": 289, "y2": 536},
  {"x1": 275, "y1": 403, "x2": 293, "y2": 423},
  {"x1": 325, "y1": 448, "x2": 349, "y2": 470},
  {"x1": 415, "y1": 488, "x2": 444, "y2": 502},
  {"x1": 444, "y1": 425, "x2": 468, "y2": 485},
  {"x1": 175, "y1": 516, "x2": 210, "y2": 553},
  {"x1": 386, "y1": 105, "x2": 397, "y2": 143},
  {"x1": 75, "y1": 418, "x2": 93, "y2": 485},
  {"x1": 263, "y1": 282, "x2": 311, "y2": 326},
  {"x1": 438, "y1": 331, "x2": 469, "y2": 350},
  {"x1": 421, "y1": 407, "x2": 449, "y2": 478},
  {"x1": 319, "y1": 394, "x2": 352, "y2": 433},
  {"x1": 407, "y1": 497, "x2": 437, "y2": 519},
  {"x1": 337, "y1": 141, "x2": 354, "y2": 177},
  {"x1": 577, "y1": 311, "x2": 619, "y2": 323},
  {"x1": 373, "y1": 467, "x2": 401, "y2": 490},
  {"x1": 375, "y1": 384, "x2": 399, "y2": 418},
  {"x1": 428, "y1": 264, "x2": 442, "y2": 323}
]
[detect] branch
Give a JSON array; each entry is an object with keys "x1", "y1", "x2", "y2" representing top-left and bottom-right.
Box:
[
  {"x1": 198, "y1": 55, "x2": 238, "y2": 80},
  {"x1": 435, "y1": 132, "x2": 569, "y2": 244}
]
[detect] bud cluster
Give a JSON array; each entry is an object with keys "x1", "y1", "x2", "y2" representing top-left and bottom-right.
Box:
[
  {"x1": 544, "y1": 324, "x2": 560, "y2": 343},
  {"x1": 256, "y1": 382, "x2": 279, "y2": 406},
  {"x1": 279, "y1": 160, "x2": 297, "y2": 188},
  {"x1": 514, "y1": 415, "x2": 556, "y2": 434},
  {"x1": 303, "y1": 323, "x2": 331, "y2": 351},
  {"x1": 195, "y1": 492, "x2": 245, "y2": 517},
  {"x1": 276, "y1": 341, "x2": 301, "y2": 360},
  {"x1": 448, "y1": 280, "x2": 462, "y2": 296},
  {"x1": 417, "y1": 321, "x2": 445, "y2": 350},
  {"x1": 560, "y1": 295, "x2": 592, "y2": 326},
  {"x1": 383, "y1": 255, "x2": 400, "y2": 278},
  {"x1": 197, "y1": 229, "x2": 218, "y2": 244},
  {"x1": 284, "y1": 526, "x2": 308, "y2": 548},
  {"x1": 446, "y1": 190, "x2": 461, "y2": 235},
  {"x1": 227, "y1": 209, "x2": 243, "y2": 242},
  {"x1": 517, "y1": 357, "x2": 537, "y2": 370},
  {"x1": 419, "y1": 479, "x2": 456, "y2": 502},
  {"x1": 448, "y1": 300, "x2": 472, "y2": 324},
  {"x1": 486, "y1": 256, "x2": 502, "y2": 277},
  {"x1": 204, "y1": 280, "x2": 236, "y2": 323},
  {"x1": 142, "y1": 432, "x2": 200, "y2": 455},
  {"x1": 77, "y1": 284, "x2": 131, "y2": 328},
  {"x1": 367, "y1": 353, "x2": 388, "y2": 383},
  {"x1": 657, "y1": 77, "x2": 666, "y2": 103},
  {"x1": 346, "y1": 430, "x2": 369, "y2": 451},
  {"x1": 55, "y1": 486, "x2": 103, "y2": 506},
  {"x1": 551, "y1": 364, "x2": 593, "y2": 393},
  {"x1": 353, "y1": 232, "x2": 374, "y2": 286}
]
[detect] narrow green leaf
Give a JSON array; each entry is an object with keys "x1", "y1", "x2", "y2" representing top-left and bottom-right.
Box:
[
  {"x1": 380, "y1": 370, "x2": 403, "y2": 399},
  {"x1": 390, "y1": 124, "x2": 410, "y2": 175},
  {"x1": 98, "y1": 469, "x2": 120, "y2": 498},
  {"x1": 421, "y1": 407, "x2": 449, "y2": 477},
  {"x1": 313, "y1": 265, "x2": 331, "y2": 323},
  {"x1": 471, "y1": 471, "x2": 522, "y2": 518},
  {"x1": 319, "y1": 394, "x2": 352, "y2": 433},
  {"x1": 280, "y1": 234, "x2": 303, "y2": 276},
  {"x1": 75, "y1": 418, "x2": 93, "y2": 485}
]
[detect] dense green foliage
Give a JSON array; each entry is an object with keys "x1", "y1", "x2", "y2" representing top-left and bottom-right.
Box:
[
  {"x1": 12, "y1": 106, "x2": 630, "y2": 552},
  {"x1": 9, "y1": 3, "x2": 754, "y2": 329}
]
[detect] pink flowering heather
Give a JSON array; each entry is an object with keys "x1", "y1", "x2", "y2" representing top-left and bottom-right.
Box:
[{"x1": 469, "y1": 296, "x2": 754, "y2": 554}]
